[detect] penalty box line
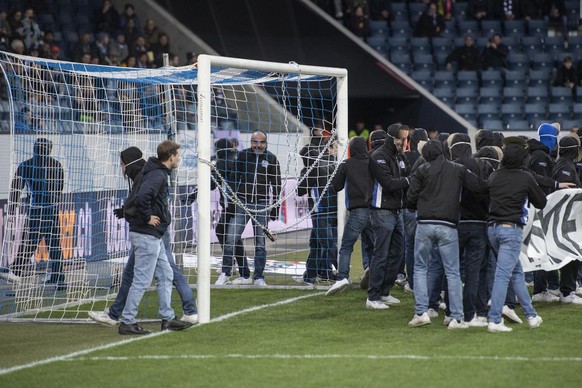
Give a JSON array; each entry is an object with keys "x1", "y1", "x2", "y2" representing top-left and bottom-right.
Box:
[{"x1": 0, "y1": 292, "x2": 325, "y2": 376}]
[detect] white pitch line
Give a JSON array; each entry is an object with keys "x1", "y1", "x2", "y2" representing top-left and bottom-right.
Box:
[
  {"x1": 0, "y1": 292, "x2": 324, "y2": 376},
  {"x1": 66, "y1": 354, "x2": 582, "y2": 362}
]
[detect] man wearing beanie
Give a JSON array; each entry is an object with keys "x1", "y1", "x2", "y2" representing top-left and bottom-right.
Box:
[
  {"x1": 537, "y1": 122, "x2": 560, "y2": 158},
  {"x1": 89, "y1": 146, "x2": 199, "y2": 329},
  {"x1": 486, "y1": 137, "x2": 544, "y2": 333},
  {"x1": 406, "y1": 139, "x2": 486, "y2": 329},
  {"x1": 366, "y1": 123, "x2": 410, "y2": 309},
  {"x1": 552, "y1": 135, "x2": 582, "y2": 305}
]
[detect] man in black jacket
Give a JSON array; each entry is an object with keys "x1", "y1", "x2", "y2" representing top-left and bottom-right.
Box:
[
  {"x1": 326, "y1": 137, "x2": 373, "y2": 295},
  {"x1": 222, "y1": 131, "x2": 281, "y2": 286},
  {"x1": 366, "y1": 123, "x2": 410, "y2": 309},
  {"x1": 119, "y1": 140, "x2": 192, "y2": 335},
  {"x1": 406, "y1": 139, "x2": 486, "y2": 329}
]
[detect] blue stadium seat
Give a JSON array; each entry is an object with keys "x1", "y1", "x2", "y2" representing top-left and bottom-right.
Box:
[
  {"x1": 525, "y1": 102, "x2": 548, "y2": 124},
  {"x1": 528, "y1": 69, "x2": 552, "y2": 87},
  {"x1": 544, "y1": 36, "x2": 565, "y2": 54},
  {"x1": 388, "y1": 36, "x2": 409, "y2": 54},
  {"x1": 573, "y1": 103, "x2": 582, "y2": 120},
  {"x1": 521, "y1": 36, "x2": 543, "y2": 55},
  {"x1": 434, "y1": 71, "x2": 456, "y2": 88},
  {"x1": 409, "y1": 3, "x2": 426, "y2": 24},
  {"x1": 457, "y1": 70, "x2": 479, "y2": 89},
  {"x1": 434, "y1": 51, "x2": 450, "y2": 70},
  {"x1": 527, "y1": 19, "x2": 549, "y2": 37},
  {"x1": 412, "y1": 70, "x2": 434, "y2": 91},
  {"x1": 413, "y1": 52, "x2": 435, "y2": 72},
  {"x1": 431, "y1": 36, "x2": 454, "y2": 54},
  {"x1": 527, "y1": 86, "x2": 549, "y2": 104},
  {"x1": 391, "y1": 3, "x2": 408, "y2": 22},
  {"x1": 456, "y1": 86, "x2": 479, "y2": 104},
  {"x1": 551, "y1": 86, "x2": 574, "y2": 104},
  {"x1": 501, "y1": 36, "x2": 519, "y2": 52},
  {"x1": 455, "y1": 103, "x2": 478, "y2": 122},
  {"x1": 370, "y1": 20, "x2": 390, "y2": 36},
  {"x1": 503, "y1": 86, "x2": 526, "y2": 103},
  {"x1": 458, "y1": 20, "x2": 479, "y2": 37},
  {"x1": 506, "y1": 119, "x2": 530, "y2": 131},
  {"x1": 411, "y1": 37, "x2": 431, "y2": 53},
  {"x1": 481, "y1": 70, "x2": 503, "y2": 88},
  {"x1": 481, "y1": 119, "x2": 504, "y2": 131},
  {"x1": 441, "y1": 20, "x2": 456, "y2": 38},
  {"x1": 454, "y1": 2, "x2": 469, "y2": 21},
  {"x1": 478, "y1": 103, "x2": 500, "y2": 123},
  {"x1": 501, "y1": 102, "x2": 524, "y2": 122},
  {"x1": 561, "y1": 119, "x2": 580, "y2": 131},
  {"x1": 433, "y1": 86, "x2": 456, "y2": 106},
  {"x1": 507, "y1": 52, "x2": 530, "y2": 71},
  {"x1": 567, "y1": 35, "x2": 582, "y2": 51},
  {"x1": 481, "y1": 20, "x2": 502, "y2": 38},
  {"x1": 530, "y1": 52, "x2": 554, "y2": 71},
  {"x1": 391, "y1": 21, "x2": 411, "y2": 38},
  {"x1": 504, "y1": 70, "x2": 527, "y2": 88},
  {"x1": 479, "y1": 87, "x2": 502, "y2": 105},
  {"x1": 504, "y1": 20, "x2": 525, "y2": 36},
  {"x1": 390, "y1": 52, "x2": 412, "y2": 72},
  {"x1": 547, "y1": 102, "x2": 572, "y2": 122}
]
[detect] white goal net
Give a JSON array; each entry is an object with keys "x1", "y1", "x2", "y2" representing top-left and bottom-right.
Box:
[{"x1": 0, "y1": 52, "x2": 347, "y2": 323}]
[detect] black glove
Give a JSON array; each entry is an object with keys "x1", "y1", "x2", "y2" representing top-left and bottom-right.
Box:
[
  {"x1": 113, "y1": 207, "x2": 124, "y2": 219},
  {"x1": 269, "y1": 206, "x2": 280, "y2": 221}
]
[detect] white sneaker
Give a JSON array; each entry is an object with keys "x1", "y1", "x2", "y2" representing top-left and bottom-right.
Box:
[
  {"x1": 230, "y1": 277, "x2": 253, "y2": 285},
  {"x1": 439, "y1": 301, "x2": 447, "y2": 310},
  {"x1": 488, "y1": 319, "x2": 513, "y2": 333},
  {"x1": 576, "y1": 287, "x2": 582, "y2": 297},
  {"x1": 560, "y1": 292, "x2": 582, "y2": 304},
  {"x1": 442, "y1": 315, "x2": 452, "y2": 326},
  {"x1": 547, "y1": 288, "x2": 561, "y2": 297},
  {"x1": 181, "y1": 314, "x2": 199, "y2": 324},
  {"x1": 325, "y1": 278, "x2": 351, "y2": 296},
  {"x1": 404, "y1": 284, "x2": 413, "y2": 294},
  {"x1": 427, "y1": 308, "x2": 439, "y2": 318},
  {"x1": 215, "y1": 273, "x2": 230, "y2": 285},
  {"x1": 448, "y1": 319, "x2": 469, "y2": 330},
  {"x1": 380, "y1": 294, "x2": 401, "y2": 305},
  {"x1": 366, "y1": 298, "x2": 389, "y2": 310},
  {"x1": 0, "y1": 271, "x2": 20, "y2": 284},
  {"x1": 395, "y1": 274, "x2": 408, "y2": 287},
  {"x1": 88, "y1": 311, "x2": 119, "y2": 326},
  {"x1": 408, "y1": 312, "x2": 431, "y2": 327},
  {"x1": 466, "y1": 314, "x2": 488, "y2": 327},
  {"x1": 254, "y1": 278, "x2": 267, "y2": 287},
  {"x1": 527, "y1": 315, "x2": 543, "y2": 329},
  {"x1": 502, "y1": 305, "x2": 523, "y2": 324},
  {"x1": 532, "y1": 291, "x2": 560, "y2": 303}
]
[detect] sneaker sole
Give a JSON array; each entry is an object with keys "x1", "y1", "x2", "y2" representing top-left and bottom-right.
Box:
[
  {"x1": 408, "y1": 320, "x2": 431, "y2": 328},
  {"x1": 325, "y1": 282, "x2": 350, "y2": 296}
]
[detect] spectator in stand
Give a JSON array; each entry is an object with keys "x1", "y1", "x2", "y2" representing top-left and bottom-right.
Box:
[
  {"x1": 554, "y1": 56, "x2": 578, "y2": 94},
  {"x1": 124, "y1": 17, "x2": 142, "y2": 47},
  {"x1": 8, "y1": 9, "x2": 23, "y2": 41},
  {"x1": 369, "y1": 0, "x2": 392, "y2": 28},
  {"x1": 124, "y1": 55, "x2": 137, "y2": 67},
  {"x1": 136, "y1": 52, "x2": 151, "y2": 68},
  {"x1": 10, "y1": 38, "x2": 25, "y2": 55},
  {"x1": 130, "y1": 35, "x2": 148, "y2": 58},
  {"x1": 39, "y1": 30, "x2": 58, "y2": 58},
  {"x1": 520, "y1": 0, "x2": 543, "y2": 21},
  {"x1": 119, "y1": 3, "x2": 141, "y2": 30},
  {"x1": 468, "y1": 0, "x2": 495, "y2": 22},
  {"x1": 348, "y1": 4, "x2": 370, "y2": 40},
  {"x1": 151, "y1": 33, "x2": 171, "y2": 67},
  {"x1": 543, "y1": 0, "x2": 568, "y2": 38},
  {"x1": 109, "y1": 32, "x2": 129, "y2": 63},
  {"x1": 95, "y1": 0, "x2": 120, "y2": 35},
  {"x1": 144, "y1": 18, "x2": 164, "y2": 49},
  {"x1": 186, "y1": 51, "x2": 198, "y2": 65},
  {"x1": 48, "y1": 45, "x2": 61, "y2": 60},
  {"x1": 436, "y1": 0, "x2": 455, "y2": 21},
  {"x1": 413, "y1": 2, "x2": 445, "y2": 38},
  {"x1": 481, "y1": 34, "x2": 509, "y2": 70},
  {"x1": 71, "y1": 32, "x2": 97, "y2": 63},
  {"x1": 0, "y1": 9, "x2": 12, "y2": 51},
  {"x1": 445, "y1": 34, "x2": 482, "y2": 71},
  {"x1": 20, "y1": 7, "x2": 41, "y2": 51},
  {"x1": 95, "y1": 32, "x2": 111, "y2": 65},
  {"x1": 349, "y1": 119, "x2": 370, "y2": 140}
]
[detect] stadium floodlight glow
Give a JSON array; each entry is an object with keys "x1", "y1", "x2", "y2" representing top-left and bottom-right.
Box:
[{"x1": 0, "y1": 51, "x2": 347, "y2": 324}]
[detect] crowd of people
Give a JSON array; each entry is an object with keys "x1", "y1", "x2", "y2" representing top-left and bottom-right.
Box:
[{"x1": 324, "y1": 120, "x2": 581, "y2": 332}]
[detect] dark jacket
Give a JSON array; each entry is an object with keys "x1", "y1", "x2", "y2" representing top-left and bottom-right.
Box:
[
  {"x1": 332, "y1": 137, "x2": 372, "y2": 210},
  {"x1": 446, "y1": 45, "x2": 482, "y2": 71},
  {"x1": 369, "y1": 132, "x2": 409, "y2": 210},
  {"x1": 527, "y1": 138, "x2": 555, "y2": 194},
  {"x1": 299, "y1": 149, "x2": 337, "y2": 215},
  {"x1": 212, "y1": 144, "x2": 238, "y2": 210},
  {"x1": 552, "y1": 137, "x2": 581, "y2": 187},
  {"x1": 129, "y1": 156, "x2": 171, "y2": 238},
  {"x1": 488, "y1": 144, "x2": 547, "y2": 225},
  {"x1": 407, "y1": 140, "x2": 486, "y2": 226},
  {"x1": 234, "y1": 148, "x2": 281, "y2": 203},
  {"x1": 450, "y1": 134, "x2": 493, "y2": 221}
]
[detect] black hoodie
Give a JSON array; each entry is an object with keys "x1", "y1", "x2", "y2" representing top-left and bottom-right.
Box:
[
  {"x1": 552, "y1": 136, "x2": 581, "y2": 187},
  {"x1": 407, "y1": 140, "x2": 486, "y2": 226},
  {"x1": 129, "y1": 156, "x2": 172, "y2": 238},
  {"x1": 332, "y1": 136, "x2": 372, "y2": 210}
]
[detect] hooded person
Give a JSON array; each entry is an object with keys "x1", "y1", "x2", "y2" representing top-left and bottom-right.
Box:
[
  {"x1": 406, "y1": 128, "x2": 428, "y2": 168},
  {"x1": 476, "y1": 145, "x2": 503, "y2": 170},
  {"x1": 406, "y1": 139, "x2": 486, "y2": 329},
  {"x1": 474, "y1": 129, "x2": 496, "y2": 151},
  {"x1": 526, "y1": 133, "x2": 556, "y2": 195},
  {"x1": 326, "y1": 136, "x2": 374, "y2": 293},
  {"x1": 368, "y1": 129, "x2": 387, "y2": 151},
  {"x1": 537, "y1": 123, "x2": 560, "y2": 155}
]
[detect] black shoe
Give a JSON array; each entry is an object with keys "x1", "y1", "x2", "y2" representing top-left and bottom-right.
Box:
[
  {"x1": 118, "y1": 323, "x2": 151, "y2": 335},
  {"x1": 161, "y1": 318, "x2": 193, "y2": 331}
]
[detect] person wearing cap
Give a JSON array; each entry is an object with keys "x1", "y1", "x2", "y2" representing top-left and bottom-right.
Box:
[
  {"x1": 486, "y1": 136, "x2": 545, "y2": 333},
  {"x1": 325, "y1": 136, "x2": 373, "y2": 295},
  {"x1": 406, "y1": 139, "x2": 486, "y2": 329},
  {"x1": 8, "y1": 138, "x2": 65, "y2": 288},
  {"x1": 551, "y1": 135, "x2": 582, "y2": 305},
  {"x1": 213, "y1": 139, "x2": 248, "y2": 285},
  {"x1": 366, "y1": 123, "x2": 410, "y2": 310},
  {"x1": 89, "y1": 146, "x2": 199, "y2": 329}
]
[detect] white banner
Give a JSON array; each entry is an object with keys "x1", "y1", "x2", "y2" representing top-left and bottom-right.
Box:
[{"x1": 520, "y1": 188, "x2": 582, "y2": 271}]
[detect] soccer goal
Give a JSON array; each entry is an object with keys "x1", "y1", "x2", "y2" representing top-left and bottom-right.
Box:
[{"x1": 0, "y1": 51, "x2": 348, "y2": 323}]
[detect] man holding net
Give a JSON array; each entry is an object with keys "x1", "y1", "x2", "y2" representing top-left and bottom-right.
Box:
[{"x1": 220, "y1": 131, "x2": 281, "y2": 287}]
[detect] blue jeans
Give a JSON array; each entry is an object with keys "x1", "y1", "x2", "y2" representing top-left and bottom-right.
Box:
[
  {"x1": 458, "y1": 222, "x2": 487, "y2": 320},
  {"x1": 403, "y1": 209, "x2": 417, "y2": 289},
  {"x1": 360, "y1": 216, "x2": 375, "y2": 270},
  {"x1": 428, "y1": 245, "x2": 444, "y2": 310},
  {"x1": 216, "y1": 210, "x2": 249, "y2": 278},
  {"x1": 337, "y1": 207, "x2": 370, "y2": 281},
  {"x1": 223, "y1": 202, "x2": 268, "y2": 280},
  {"x1": 368, "y1": 210, "x2": 403, "y2": 301},
  {"x1": 305, "y1": 212, "x2": 336, "y2": 281},
  {"x1": 121, "y1": 232, "x2": 175, "y2": 324},
  {"x1": 414, "y1": 224, "x2": 464, "y2": 321},
  {"x1": 109, "y1": 231, "x2": 197, "y2": 320},
  {"x1": 487, "y1": 224, "x2": 537, "y2": 324}
]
